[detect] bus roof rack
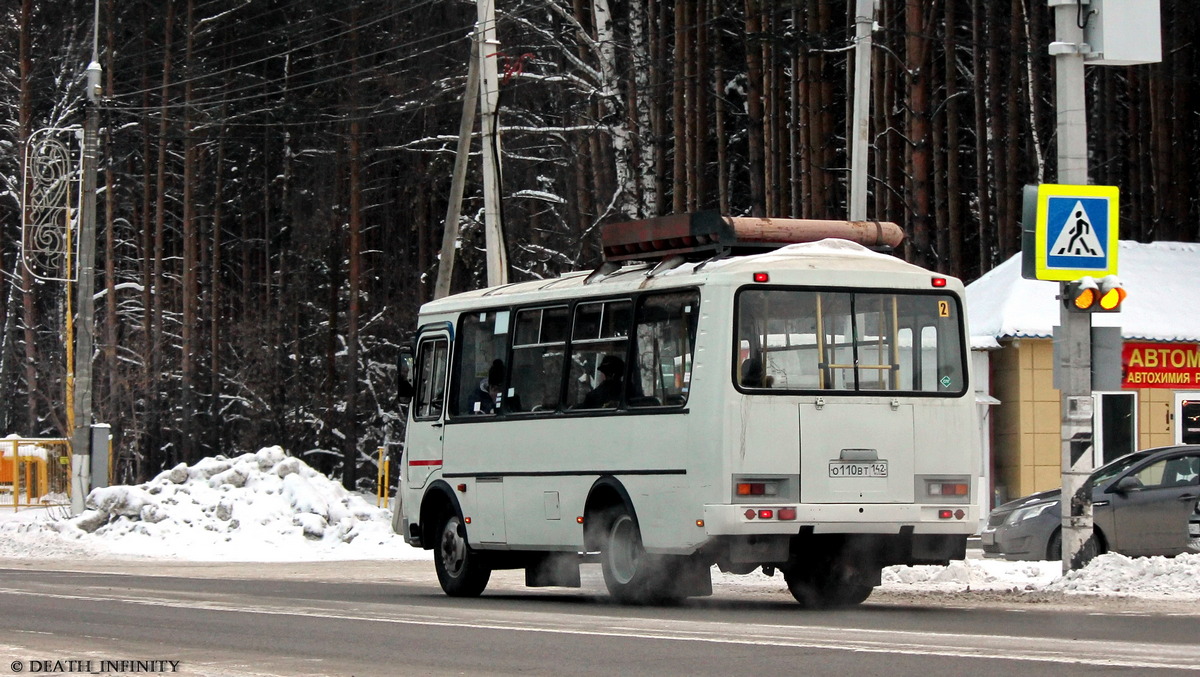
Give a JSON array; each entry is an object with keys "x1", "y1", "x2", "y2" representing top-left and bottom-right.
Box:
[{"x1": 599, "y1": 211, "x2": 905, "y2": 263}]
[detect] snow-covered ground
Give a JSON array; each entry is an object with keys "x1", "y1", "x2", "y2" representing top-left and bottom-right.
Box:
[{"x1": 2, "y1": 447, "x2": 1198, "y2": 601}]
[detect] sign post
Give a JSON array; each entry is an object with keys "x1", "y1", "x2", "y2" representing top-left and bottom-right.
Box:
[{"x1": 1022, "y1": 179, "x2": 1121, "y2": 572}]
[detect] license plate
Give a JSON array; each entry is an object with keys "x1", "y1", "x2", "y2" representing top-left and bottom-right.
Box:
[
  {"x1": 981, "y1": 531, "x2": 996, "y2": 546},
  {"x1": 828, "y1": 461, "x2": 888, "y2": 478}
]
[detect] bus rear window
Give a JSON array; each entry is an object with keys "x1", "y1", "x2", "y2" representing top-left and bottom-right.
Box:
[{"x1": 735, "y1": 288, "x2": 966, "y2": 395}]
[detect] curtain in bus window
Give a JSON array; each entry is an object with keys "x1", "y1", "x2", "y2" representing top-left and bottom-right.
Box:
[
  {"x1": 630, "y1": 291, "x2": 700, "y2": 408},
  {"x1": 511, "y1": 306, "x2": 569, "y2": 413},
  {"x1": 453, "y1": 310, "x2": 510, "y2": 416},
  {"x1": 567, "y1": 299, "x2": 631, "y2": 409}
]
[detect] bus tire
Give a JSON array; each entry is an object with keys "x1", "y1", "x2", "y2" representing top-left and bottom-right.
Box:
[
  {"x1": 782, "y1": 569, "x2": 825, "y2": 608},
  {"x1": 784, "y1": 564, "x2": 873, "y2": 608},
  {"x1": 600, "y1": 508, "x2": 659, "y2": 604},
  {"x1": 433, "y1": 511, "x2": 491, "y2": 597}
]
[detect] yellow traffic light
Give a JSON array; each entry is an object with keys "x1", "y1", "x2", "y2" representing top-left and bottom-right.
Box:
[
  {"x1": 1097, "y1": 284, "x2": 1126, "y2": 311},
  {"x1": 1063, "y1": 276, "x2": 1125, "y2": 313}
]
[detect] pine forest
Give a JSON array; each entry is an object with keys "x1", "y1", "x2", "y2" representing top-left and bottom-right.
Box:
[{"x1": 2, "y1": 0, "x2": 1198, "y2": 487}]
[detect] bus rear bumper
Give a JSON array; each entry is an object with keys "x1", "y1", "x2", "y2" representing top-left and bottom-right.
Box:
[{"x1": 702, "y1": 503, "x2": 979, "y2": 536}]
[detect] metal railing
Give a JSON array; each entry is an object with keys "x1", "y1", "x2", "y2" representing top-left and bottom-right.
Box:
[{"x1": 2, "y1": 438, "x2": 72, "y2": 511}]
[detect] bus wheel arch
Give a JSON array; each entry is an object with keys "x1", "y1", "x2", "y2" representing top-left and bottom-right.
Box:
[
  {"x1": 583, "y1": 477, "x2": 636, "y2": 552},
  {"x1": 418, "y1": 481, "x2": 458, "y2": 548}
]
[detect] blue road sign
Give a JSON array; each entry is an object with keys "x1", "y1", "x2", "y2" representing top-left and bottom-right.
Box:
[{"x1": 1032, "y1": 184, "x2": 1119, "y2": 281}]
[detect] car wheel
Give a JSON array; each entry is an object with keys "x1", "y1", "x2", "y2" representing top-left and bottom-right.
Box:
[
  {"x1": 1046, "y1": 528, "x2": 1062, "y2": 561},
  {"x1": 1047, "y1": 527, "x2": 1106, "y2": 561},
  {"x1": 433, "y1": 511, "x2": 491, "y2": 597}
]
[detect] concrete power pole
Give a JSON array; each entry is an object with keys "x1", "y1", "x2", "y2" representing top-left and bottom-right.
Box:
[
  {"x1": 848, "y1": 0, "x2": 874, "y2": 222},
  {"x1": 476, "y1": 0, "x2": 508, "y2": 287},
  {"x1": 1050, "y1": 0, "x2": 1095, "y2": 571},
  {"x1": 71, "y1": 2, "x2": 101, "y2": 515},
  {"x1": 432, "y1": 39, "x2": 480, "y2": 301}
]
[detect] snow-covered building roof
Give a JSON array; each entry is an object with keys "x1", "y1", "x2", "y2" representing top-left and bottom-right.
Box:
[{"x1": 967, "y1": 241, "x2": 1200, "y2": 346}]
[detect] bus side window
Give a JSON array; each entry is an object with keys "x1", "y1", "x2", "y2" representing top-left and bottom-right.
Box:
[
  {"x1": 512, "y1": 306, "x2": 569, "y2": 413},
  {"x1": 453, "y1": 310, "x2": 510, "y2": 417},
  {"x1": 630, "y1": 291, "x2": 700, "y2": 408},
  {"x1": 566, "y1": 300, "x2": 631, "y2": 409},
  {"x1": 413, "y1": 338, "x2": 448, "y2": 420}
]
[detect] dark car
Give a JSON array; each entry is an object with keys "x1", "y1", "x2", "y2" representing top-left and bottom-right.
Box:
[{"x1": 982, "y1": 445, "x2": 1200, "y2": 560}]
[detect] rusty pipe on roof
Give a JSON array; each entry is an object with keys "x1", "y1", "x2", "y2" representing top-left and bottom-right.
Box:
[{"x1": 723, "y1": 217, "x2": 904, "y2": 249}]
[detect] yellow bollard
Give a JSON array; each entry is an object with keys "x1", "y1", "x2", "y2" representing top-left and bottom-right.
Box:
[
  {"x1": 376, "y1": 447, "x2": 385, "y2": 508},
  {"x1": 9, "y1": 439, "x2": 17, "y2": 512}
]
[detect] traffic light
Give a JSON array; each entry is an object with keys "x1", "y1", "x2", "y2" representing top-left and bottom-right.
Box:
[{"x1": 1063, "y1": 275, "x2": 1126, "y2": 313}]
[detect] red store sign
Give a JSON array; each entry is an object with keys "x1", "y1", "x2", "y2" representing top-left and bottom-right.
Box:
[{"x1": 1122, "y1": 342, "x2": 1200, "y2": 388}]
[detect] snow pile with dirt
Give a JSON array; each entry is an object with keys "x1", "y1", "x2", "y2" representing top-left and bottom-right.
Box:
[
  {"x1": 0, "y1": 446, "x2": 423, "y2": 561},
  {"x1": 882, "y1": 557, "x2": 1061, "y2": 592},
  {"x1": 1045, "y1": 552, "x2": 1200, "y2": 597},
  {"x1": 881, "y1": 553, "x2": 1200, "y2": 600}
]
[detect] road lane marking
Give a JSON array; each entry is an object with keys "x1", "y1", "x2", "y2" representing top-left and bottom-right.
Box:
[{"x1": 1, "y1": 587, "x2": 1197, "y2": 671}]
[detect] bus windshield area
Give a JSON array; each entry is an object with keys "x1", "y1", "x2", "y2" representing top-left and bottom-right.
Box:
[{"x1": 735, "y1": 288, "x2": 967, "y2": 395}]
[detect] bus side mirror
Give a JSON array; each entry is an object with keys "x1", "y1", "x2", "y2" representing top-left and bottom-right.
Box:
[{"x1": 397, "y1": 350, "x2": 415, "y2": 405}]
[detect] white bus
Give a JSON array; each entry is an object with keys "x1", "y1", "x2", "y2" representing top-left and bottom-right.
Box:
[{"x1": 394, "y1": 213, "x2": 980, "y2": 606}]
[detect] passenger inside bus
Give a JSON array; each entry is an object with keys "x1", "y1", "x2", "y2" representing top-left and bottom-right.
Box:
[
  {"x1": 468, "y1": 359, "x2": 505, "y2": 414},
  {"x1": 740, "y1": 357, "x2": 773, "y2": 388},
  {"x1": 581, "y1": 355, "x2": 624, "y2": 409}
]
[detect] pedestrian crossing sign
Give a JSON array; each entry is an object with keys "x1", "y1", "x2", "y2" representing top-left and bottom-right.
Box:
[{"x1": 1034, "y1": 184, "x2": 1119, "y2": 281}]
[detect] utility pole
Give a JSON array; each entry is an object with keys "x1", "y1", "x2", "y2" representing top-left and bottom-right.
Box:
[
  {"x1": 71, "y1": 0, "x2": 101, "y2": 514},
  {"x1": 433, "y1": 39, "x2": 481, "y2": 300},
  {"x1": 476, "y1": 0, "x2": 508, "y2": 287},
  {"x1": 1050, "y1": 0, "x2": 1095, "y2": 571},
  {"x1": 848, "y1": 0, "x2": 874, "y2": 222}
]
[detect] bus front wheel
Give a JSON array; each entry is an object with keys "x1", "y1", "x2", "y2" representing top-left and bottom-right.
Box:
[{"x1": 434, "y1": 512, "x2": 491, "y2": 597}]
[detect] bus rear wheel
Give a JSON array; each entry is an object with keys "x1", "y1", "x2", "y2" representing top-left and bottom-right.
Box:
[
  {"x1": 600, "y1": 509, "x2": 661, "y2": 603},
  {"x1": 783, "y1": 564, "x2": 874, "y2": 608},
  {"x1": 434, "y1": 512, "x2": 491, "y2": 597}
]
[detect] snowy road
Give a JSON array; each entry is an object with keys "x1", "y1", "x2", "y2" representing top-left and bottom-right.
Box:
[{"x1": 1, "y1": 561, "x2": 1197, "y2": 677}]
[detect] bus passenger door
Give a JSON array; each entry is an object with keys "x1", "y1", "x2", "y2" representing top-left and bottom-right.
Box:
[{"x1": 407, "y1": 332, "x2": 450, "y2": 490}]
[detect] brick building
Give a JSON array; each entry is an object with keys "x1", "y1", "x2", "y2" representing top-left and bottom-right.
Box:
[{"x1": 966, "y1": 241, "x2": 1200, "y2": 505}]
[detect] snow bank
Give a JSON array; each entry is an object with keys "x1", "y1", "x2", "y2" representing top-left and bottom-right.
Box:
[
  {"x1": 883, "y1": 553, "x2": 1200, "y2": 600},
  {"x1": 0, "y1": 446, "x2": 427, "y2": 561},
  {"x1": 882, "y1": 558, "x2": 1061, "y2": 592},
  {"x1": 1046, "y1": 552, "x2": 1200, "y2": 598}
]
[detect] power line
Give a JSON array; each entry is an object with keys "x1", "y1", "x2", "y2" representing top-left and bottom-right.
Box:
[{"x1": 109, "y1": 0, "x2": 451, "y2": 100}]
